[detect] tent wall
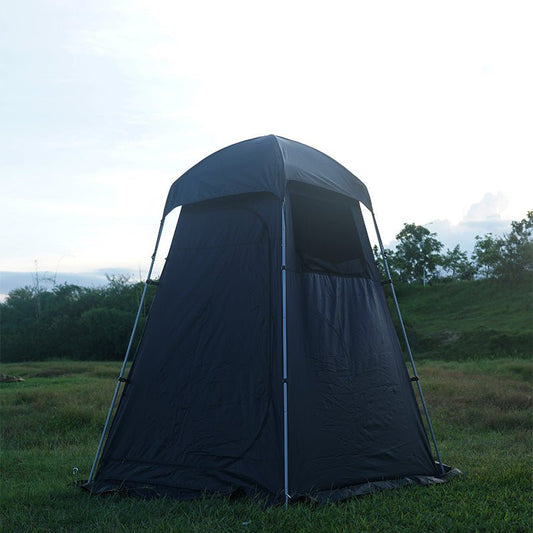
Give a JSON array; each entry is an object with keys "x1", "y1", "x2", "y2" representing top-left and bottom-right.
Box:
[
  {"x1": 284, "y1": 185, "x2": 438, "y2": 496},
  {"x1": 286, "y1": 275, "x2": 439, "y2": 493},
  {"x1": 93, "y1": 193, "x2": 285, "y2": 499}
]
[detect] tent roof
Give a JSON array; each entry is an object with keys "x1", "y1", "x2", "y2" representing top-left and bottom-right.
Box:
[{"x1": 163, "y1": 135, "x2": 372, "y2": 217}]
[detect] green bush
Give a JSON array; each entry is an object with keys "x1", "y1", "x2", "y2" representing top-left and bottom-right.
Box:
[{"x1": 0, "y1": 277, "x2": 154, "y2": 362}]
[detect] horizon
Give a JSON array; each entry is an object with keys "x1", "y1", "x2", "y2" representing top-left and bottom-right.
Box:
[{"x1": 0, "y1": 206, "x2": 524, "y2": 300}]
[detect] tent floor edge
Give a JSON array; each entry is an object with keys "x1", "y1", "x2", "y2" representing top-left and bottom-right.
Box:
[
  {"x1": 80, "y1": 465, "x2": 461, "y2": 506},
  {"x1": 299, "y1": 465, "x2": 462, "y2": 505}
]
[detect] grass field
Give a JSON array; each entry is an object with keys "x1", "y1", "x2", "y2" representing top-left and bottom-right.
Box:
[
  {"x1": 391, "y1": 280, "x2": 532, "y2": 359},
  {"x1": 1, "y1": 358, "x2": 531, "y2": 532}
]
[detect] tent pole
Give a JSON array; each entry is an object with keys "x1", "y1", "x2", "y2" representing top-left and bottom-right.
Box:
[
  {"x1": 371, "y1": 212, "x2": 445, "y2": 476},
  {"x1": 88, "y1": 217, "x2": 166, "y2": 483},
  {"x1": 281, "y1": 199, "x2": 290, "y2": 508}
]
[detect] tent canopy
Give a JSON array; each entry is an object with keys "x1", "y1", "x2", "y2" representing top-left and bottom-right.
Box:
[{"x1": 163, "y1": 135, "x2": 373, "y2": 216}]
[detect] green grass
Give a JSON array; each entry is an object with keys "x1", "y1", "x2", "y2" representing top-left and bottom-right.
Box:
[
  {"x1": 1, "y1": 359, "x2": 532, "y2": 532},
  {"x1": 396, "y1": 279, "x2": 531, "y2": 333},
  {"x1": 390, "y1": 278, "x2": 533, "y2": 359}
]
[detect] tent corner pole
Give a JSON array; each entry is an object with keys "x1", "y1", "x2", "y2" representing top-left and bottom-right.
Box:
[
  {"x1": 281, "y1": 199, "x2": 290, "y2": 509},
  {"x1": 371, "y1": 211, "x2": 445, "y2": 476},
  {"x1": 88, "y1": 217, "x2": 166, "y2": 483}
]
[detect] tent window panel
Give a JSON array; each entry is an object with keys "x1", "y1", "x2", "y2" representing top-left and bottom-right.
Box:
[{"x1": 290, "y1": 187, "x2": 368, "y2": 276}]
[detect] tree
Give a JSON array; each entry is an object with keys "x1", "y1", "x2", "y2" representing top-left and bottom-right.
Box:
[
  {"x1": 79, "y1": 307, "x2": 135, "y2": 359},
  {"x1": 472, "y1": 233, "x2": 504, "y2": 278},
  {"x1": 441, "y1": 245, "x2": 476, "y2": 281},
  {"x1": 0, "y1": 276, "x2": 156, "y2": 362},
  {"x1": 498, "y1": 211, "x2": 533, "y2": 280},
  {"x1": 393, "y1": 223, "x2": 443, "y2": 284},
  {"x1": 472, "y1": 212, "x2": 532, "y2": 281},
  {"x1": 372, "y1": 244, "x2": 397, "y2": 281}
]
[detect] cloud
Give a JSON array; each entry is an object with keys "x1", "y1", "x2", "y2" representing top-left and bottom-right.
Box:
[
  {"x1": 464, "y1": 192, "x2": 509, "y2": 222},
  {"x1": 427, "y1": 192, "x2": 513, "y2": 254}
]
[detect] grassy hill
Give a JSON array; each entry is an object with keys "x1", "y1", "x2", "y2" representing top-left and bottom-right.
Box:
[{"x1": 389, "y1": 278, "x2": 532, "y2": 360}]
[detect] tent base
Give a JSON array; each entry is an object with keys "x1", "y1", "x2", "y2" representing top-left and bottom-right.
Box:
[
  {"x1": 82, "y1": 464, "x2": 460, "y2": 505},
  {"x1": 303, "y1": 464, "x2": 461, "y2": 504}
]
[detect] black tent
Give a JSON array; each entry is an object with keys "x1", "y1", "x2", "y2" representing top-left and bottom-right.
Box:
[{"x1": 85, "y1": 135, "x2": 450, "y2": 505}]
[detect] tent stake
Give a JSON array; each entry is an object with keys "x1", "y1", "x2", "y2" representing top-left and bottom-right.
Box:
[
  {"x1": 371, "y1": 212, "x2": 445, "y2": 476},
  {"x1": 88, "y1": 217, "x2": 166, "y2": 483},
  {"x1": 281, "y1": 200, "x2": 290, "y2": 509}
]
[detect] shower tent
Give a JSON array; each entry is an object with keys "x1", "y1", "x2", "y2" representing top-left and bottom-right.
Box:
[{"x1": 84, "y1": 135, "x2": 450, "y2": 505}]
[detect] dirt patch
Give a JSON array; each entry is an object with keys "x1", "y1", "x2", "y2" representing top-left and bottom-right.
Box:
[{"x1": 0, "y1": 374, "x2": 25, "y2": 383}]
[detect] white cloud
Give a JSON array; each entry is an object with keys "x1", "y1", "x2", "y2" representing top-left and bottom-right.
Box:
[
  {"x1": 422, "y1": 193, "x2": 516, "y2": 254},
  {"x1": 464, "y1": 192, "x2": 509, "y2": 222}
]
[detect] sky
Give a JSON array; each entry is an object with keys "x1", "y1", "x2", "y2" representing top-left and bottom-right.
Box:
[{"x1": 1, "y1": 0, "x2": 532, "y2": 298}]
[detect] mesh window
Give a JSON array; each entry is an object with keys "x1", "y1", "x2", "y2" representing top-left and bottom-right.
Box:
[{"x1": 290, "y1": 185, "x2": 368, "y2": 276}]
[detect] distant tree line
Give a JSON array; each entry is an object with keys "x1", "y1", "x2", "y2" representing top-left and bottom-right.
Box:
[
  {"x1": 374, "y1": 211, "x2": 532, "y2": 285},
  {"x1": 1, "y1": 276, "x2": 156, "y2": 362},
  {"x1": 1, "y1": 212, "x2": 531, "y2": 362}
]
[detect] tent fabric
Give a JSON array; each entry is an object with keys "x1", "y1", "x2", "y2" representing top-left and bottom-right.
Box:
[
  {"x1": 90, "y1": 194, "x2": 285, "y2": 500},
  {"x1": 85, "y1": 135, "x2": 446, "y2": 504},
  {"x1": 163, "y1": 135, "x2": 372, "y2": 217}
]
